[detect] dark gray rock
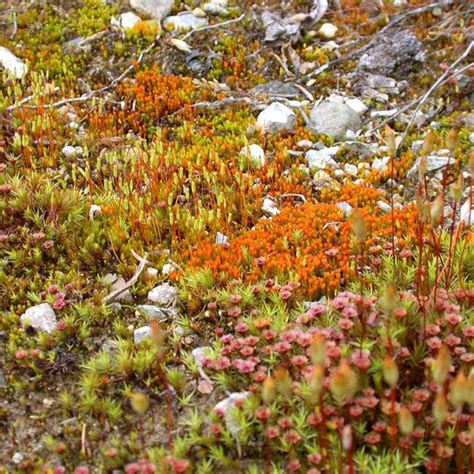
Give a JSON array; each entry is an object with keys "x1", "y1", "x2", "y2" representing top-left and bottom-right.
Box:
[
  {"x1": 357, "y1": 30, "x2": 425, "y2": 78},
  {"x1": 251, "y1": 81, "x2": 301, "y2": 99}
]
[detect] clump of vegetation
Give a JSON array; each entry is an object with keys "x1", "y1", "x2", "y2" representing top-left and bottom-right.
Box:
[{"x1": 0, "y1": 0, "x2": 473, "y2": 471}]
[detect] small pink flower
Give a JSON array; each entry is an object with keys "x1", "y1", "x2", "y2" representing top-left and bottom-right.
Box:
[
  {"x1": 265, "y1": 426, "x2": 280, "y2": 439},
  {"x1": 43, "y1": 240, "x2": 54, "y2": 250},
  {"x1": 341, "y1": 306, "x2": 358, "y2": 319},
  {"x1": 220, "y1": 334, "x2": 234, "y2": 344},
  {"x1": 463, "y1": 326, "x2": 474, "y2": 338},
  {"x1": 15, "y1": 350, "x2": 27, "y2": 360},
  {"x1": 74, "y1": 467, "x2": 90, "y2": 474},
  {"x1": 445, "y1": 313, "x2": 462, "y2": 325},
  {"x1": 425, "y1": 325, "x2": 441, "y2": 336},
  {"x1": 394, "y1": 307, "x2": 407, "y2": 319},
  {"x1": 245, "y1": 336, "x2": 260, "y2": 346},
  {"x1": 366, "y1": 432, "x2": 381, "y2": 445},
  {"x1": 253, "y1": 371, "x2": 266, "y2": 383},
  {"x1": 349, "y1": 405, "x2": 363, "y2": 418},
  {"x1": 54, "y1": 468, "x2": 66, "y2": 474},
  {"x1": 278, "y1": 417, "x2": 293, "y2": 429},
  {"x1": 444, "y1": 334, "x2": 461, "y2": 347},
  {"x1": 284, "y1": 430, "x2": 302, "y2": 445},
  {"x1": 339, "y1": 318, "x2": 354, "y2": 331},
  {"x1": 56, "y1": 320, "x2": 68, "y2": 331},
  {"x1": 230, "y1": 294, "x2": 242, "y2": 305},
  {"x1": 215, "y1": 357, "x2": 231, "y2": 370},
  {"x1": 273, "y1": 341, "x2": 292, "y2": 353},
  {"x1": 165, "y1": 456, "x2": 189, "y2": 474},
  {"x1": 235, "y1": 322, "x2": 249, "y2": 334},
  {"x1": 255, "y1": 257, "x2": 266, "y2": 266},
  {"x1": 291, "y1": 355, "x2": 308, "y2": 367},
  {"x1": 256, "y1": 406, "x2": 271, "y2": 422},
  {"x1": 227, "y1": 306, "x2": 241, "y2": 318},
  {"x1": 413, "y1": 389, "x2": 430, "y2": 402},
  {"x1": 426, "y1": 337, "x2": 442, "y2": 350},
  {"x1": 288, "y1": 459, "x2": 301, "y2": 472},
  {"x1": 240, "y1": 346, "x2": 254, "y2": 357},
  {"x1": 232, "y1": 358, "x2": 256, "y2": 373},
  {"x1": 372, "y1": 421, "x2": 386, "y2": 433},
  {"x1": 307, "y1": 453, "x2": 322, "y2": 464},
  {"x1": 33, "y1": 232, "x2": 45, "y2": 241},
  {"x1": 262, "y1": 329, "x2": 277, "y2": 341},
  {"x1": 325, "y1": 247, "x2": 339, "y2": 257},
  {"x1": 53, "y1": 298, "x2": 66, "y2": 310},
  {"x1": 351, "y1": 351, "x2": 371, "y2": 371}
]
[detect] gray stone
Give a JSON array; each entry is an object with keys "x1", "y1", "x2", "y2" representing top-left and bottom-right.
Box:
[
  {"x1": 256, "y1": 102, "x2": 297, "y2": 133},
  {"x1": 202, "y1": 0, "x2": 228, "y2": 16},
  {"x1": 130, "y1": 0, "x2": 174, "y2": 21},
  {"x1": 305, "y1": 147, "x2": 340, "y2": 170},
  {"x1": 0, "y1": 370, "x2": 7, "y2": 388},
  {"x1": 20, "y1": 303, "x2": 57, "y2": 333},
  {"x1": 408, "y1": 155, "x2": 453, "y2": 177},
  {"x1": 372, "y1": 157, "x2": 390, "y2": 173},
  {"x1": 147, "y1": 283, "x2": 178, "y2": 307},
  {"x1": 251, "y1": 81, "x2": 301, "y2": 99},
  {"x1": 309, "y1": 101, "x2": 362, "y2": 139},
  {"x1": 111, "y1": 12, "x2": 142, "y2": 30},
  {"x1": 240, "y1": 144, "x2": 265, "y2": 167},
  {"x1": 136, "y1": 304, "x2": 177, "y2": 321},
  {"x1": 261, "y1": 197, "x2": 280, "y2": 216},
  {"x1": 215, "y1": 232, "x2": 229, "y2": 245},
  {"x1": 0, "y1": 47, "x2": 27, "y2": 79},
  {"x1": 110, "y1": 277, "x2": 133, "y2": 303},
  {"x1": 357, "y1": 30, "x2": 425, "y2": 78},
  {"x1": 336, "y1": 201, "x2": 353, "y2": 217},
  {"x1": 214, "y1": 392, "x2": 250, "y2": 437},
  {"x1": 163, "y1": 13, "x2": 208, "y2": 32},
  {"x1": 134, "y1": 326, "x2": 152, "y2": 343}
]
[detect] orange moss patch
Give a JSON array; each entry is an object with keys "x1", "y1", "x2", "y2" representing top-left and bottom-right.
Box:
[{"x1": 183, "y1": 192, "x2": 418, "y2": 298}]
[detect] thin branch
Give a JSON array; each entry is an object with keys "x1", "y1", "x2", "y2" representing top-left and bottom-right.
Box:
[
  {"x1": 365, "y1": 60, "x2": 473, "y2": 136},
  {"x1": 304, "y1": 1, "x2": 454, "y2": 80},
  {"x1": 7, "y1": 42, "x2": 157, "y2": 111},
  {"x1": 181, "y1": 13, "x2": 245, "y2": 41},
  {"x1": 397, "y1": 41, "x2": 473, "y2": 150},
  {"x1": 103, "y1": 252, "x2": 149, "y2": 304}
]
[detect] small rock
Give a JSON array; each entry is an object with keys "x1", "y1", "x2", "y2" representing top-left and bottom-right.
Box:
[
  {"x1": 134, "y1": 326, "x2": 152, "y2": 343},
  {"x1": 469, "y1": 132, "x2": 474, "y2": 144},
  {"x1": 214, "y1": 392, "x2": 250, "y2": 437},
  {"x1": 345, "y1": 98, "x2": 368, "y2": 115},
  {"x1": 216, "y1": 232, "x2": 229, "y2": 245},
  {"x1": 297, "y1": 139, "x2": 314, "y2": 149},
  {"x1": 251, "y1": 81, "x2": 301, "y2": 99},
  {"x1": 411, "y1": 140, "x2": 424, "y2": 153},
  {"x1": 136, "y1": 304, "x2": 177, "y2": 321},
  {"x1": 344, "y1": 163, "x2": 358, "y2": 176},
  {"x1": 261, "y1": 197, "x2": 280, "y2": 216},
  {"x1": 163, "y1": 13, "x2": 208, "y2": 32},
  {"x1": 192, "y1": 346, "x2": 211, "y2": 364},
  {"x1": 62, "y1": 145, "x2": 83, "y2": 158},
  {"x1": 408, "y1": 155, "x2": 453, "y2": 177},
  {"x1": 20, "y1": 303, "x2": 57, "y2": 333},
  {"x1": 0, "y1": 370, "x2": 7, "y2": 388},
  {"x1": 357, "y1": 30, "x2": 425, "y2": 78},
  {"x1": 240, "y1": 144, "x2": 265, "y2": 167},
  {"x1": 148, "y1": 283, "x2": 178, "y2": 307},
  {"x1": 130, "y1": 0, "x2": 174, "y2": 21},
  {"x1": 336, "y1": 201, "x2": 353, "y2": 217},
  {"x1": 0, "y1": 47, "x2": 28, "y2": 79},
  {"x1": 343, "y1": 141, "x2": 377, "y2": 157},
  {"x1": 146, "y1": 267, "x2": 159, "y2": 281},
  {"x1": 460, "y1": 198, "x2": 473, "y2": 225},
  {"x1": 110, "y1": 277, "x2": 133, "y2": 303},
  {"x1": 202, "y1": 0, "x2": 228, "y2": 16},
  {"x1": 111, "y1": 11, "x2": 142, "y2": 30},
  {"x1": 305, "y1": 147, "x2": 340, "y2": 170},
  {"x1": 256, "y1": 102, "x2": 297, "y2": 133},
  {"x1": 318, "y1": 22, "x2": 338, "y2": 40},
  {"x1": 377, "y1": 201, "x2": 391, "y2": 213},
  {"x1": 89, "y1": 204, "x2": 102, "y2": 220},
  {"x1": 162, "y1": 261, "x2": 180, "y2": 275},
  {"x1": 372, "y1": 157, "x2": 390, "y2": 173},
  {"x1": 309, "y1": 101, "x2": 362, "y2": 140},
  {"x1": 12, "y1": 453, "x2": 24, "y2": 465}
]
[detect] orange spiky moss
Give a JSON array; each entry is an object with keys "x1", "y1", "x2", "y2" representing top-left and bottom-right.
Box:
[{"x1": 182, "y1": 197, "x2": 419, "y2": 299}]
